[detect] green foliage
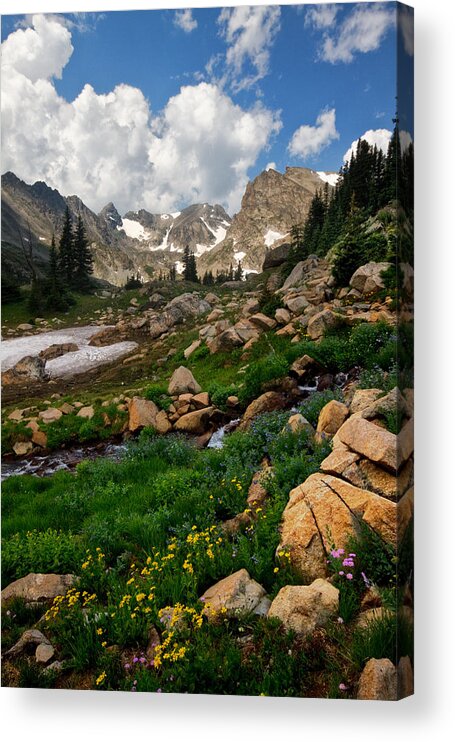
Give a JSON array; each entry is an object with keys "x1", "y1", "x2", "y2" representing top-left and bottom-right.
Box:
[
  {"x1": 346, "y1": 523, "x2": 396, "y2": 588},
  {"x1": 297, "y1": 390, "x2": 342, "y2": 427},
  {"x1": 190, "y1": 344, "x2": 210, "y2": 362},
  {"x1": 240, "y1": 353, "x2": 290, "y2": 403},
  {"x1": 144, "y1": 384, "x2": 172, "y2": 410},
  {"x1": 291, "y1": 322, "x2": 395, "y2": 374},
  {"x1": 258, "y1": 284, "x2": 283, "y2": 318},
  {"x1": 1, "y1": 529, "x2": 83, "y2": 583},
  {"x1": 207, "y1": 382, "x2": 240, "y2": 409}
]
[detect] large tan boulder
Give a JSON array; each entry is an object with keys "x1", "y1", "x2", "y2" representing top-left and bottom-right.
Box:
[
  {"x1": 357, "y1": 658, "x2": 397, "y2": 701},
  {"x1": 286, "y1": 413, "x2": 314, "y2": 435},
  {"x1": 200, "y1": 569, "x2": 266, "y2": 619},
  {"x1": 183, "y1": 339, "x2": 201, "y2": 359},
  {"x1": 268, "y1": 579, "x2": 339, "y2": 636},
  {"x1": 336, "y1": 416, "x2": 401, "y2": 472},
  {"x1": 320, "y1": 448, "x2": 360, "y2": 476},
  {"x1": 279, "y1": 472, "x2": 401, "y2": 580},
  {"x1": 316, "y1": 400, "x2": 349, "y2": 437},
  {"x1": 168, "y1": 366, "x2": 202, "y2": 395},
  {"x1": 207, "y1": 327, "x2": 243, "y2": 354},
  {"x1": 2, "y1": 355, "x2": 48, "y2": 385},
  {"x1": 350, "y1": 388, "x2": 384, "y2": 415},
  {"x1": 239, "y1": 392, "x2": 286, "y2": 430},
  {"x1": 249, "y1": 313, "x2": 277, "y2": 331},
  {"x1": 154, "y1": 410, "x2": 173, "y2": 434},
  {"x1": 174, "y1": 407, "x2": 214, "y2": 435},
  {"x1": 307, "y1": 309, "x2": 340, "y2": 340},
  {"x1": 2, "y1": 573, "x2": 75, "y2": 604},
  {"x1": 128, "y1": 397, "x2": 159, "y2": 432},
  {"x1": 350, "y1": 262, "x2": 391, "y2": 295}
]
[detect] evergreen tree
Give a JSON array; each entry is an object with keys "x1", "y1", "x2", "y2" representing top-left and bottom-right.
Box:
[
  {"x1": 46, "y1": 234, "x2": 70, "y2": 311},
  {"x1": 74, "y1": 214, "x2": 93, "y2": 291},
  {"x1": 58, "y1": 207, "x2": 75, "y2": 286},
  {"x1": 234, "y1": 261, "x2": 243, "y2": 281},
  {"x1": 183, "y1": 246, "x2": 198, "y2": 282}
]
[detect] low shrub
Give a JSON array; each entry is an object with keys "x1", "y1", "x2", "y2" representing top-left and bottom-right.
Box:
[
  {"x1": 1, "y1": 529, "x2": 84, "y2": 583},
  {"x1": 144, "y1": 384, "x2": 172, "y2": 410}
]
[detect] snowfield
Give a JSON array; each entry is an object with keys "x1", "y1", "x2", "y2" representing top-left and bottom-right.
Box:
[{"x1": 1, "y1": 326, "x2": 138, "y2": 379}]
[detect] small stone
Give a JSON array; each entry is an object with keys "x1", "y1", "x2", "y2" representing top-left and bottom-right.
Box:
[
  {"x1": 268, "y1": 579, "x2": 339, "y2": 636},
  {"x1": 13, "y1": 441, "x2": 33, "y2": 456},
  {"x1": 35, "y1": 643, "x2": 55, "y2": 664}
]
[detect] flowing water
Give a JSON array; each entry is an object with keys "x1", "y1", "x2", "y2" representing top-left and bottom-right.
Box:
[{"x1": 1, "y1": 442, "x2": 127, "y2": 481}]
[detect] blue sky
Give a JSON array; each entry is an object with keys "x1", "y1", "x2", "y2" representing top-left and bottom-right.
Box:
[{"x1": 1, "y1": 4, "x2": 413, "y2": 215}]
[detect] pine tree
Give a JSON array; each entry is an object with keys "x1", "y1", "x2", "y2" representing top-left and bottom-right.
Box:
[
  {"x1": 183, "y1": 246, "x2": 198, "y2": 282},
  {"x1": 46, "y1": 234, "x2": 70, "y2": 311},
  {"x1": 234, "y1": 261, "x2": 243, "y2": 281},
  {"x1": 73, "y1": 214, "x2": 93, "y2": 291},
  {"x1": 58, "y1": 207, "x2": 75, "y2": 286}
]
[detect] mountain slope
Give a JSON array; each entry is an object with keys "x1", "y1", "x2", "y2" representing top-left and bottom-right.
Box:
[
  {"x1": 1, "y1": 173, "x2": 231, "y2": 286},
  {"x1": 198, "y1": 167, "x2": 338, "y2": 276}
]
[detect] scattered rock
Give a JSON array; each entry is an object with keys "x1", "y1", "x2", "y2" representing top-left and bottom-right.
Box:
[
  {"x1": 249, "y1": 313, "x2": 277, "y2": 331},
  {"x1": 1, "y1": 573, "x2": 75, "y2": 604},
  {"x1": 275, "y1": 307, "x2": 291, "y2": 325},
  {"x1": 2, "y1": 355, "x2": 48, "y2": 385},
  {"x1": 307, "y1": 309, "x2": 341, "y2": 341},
  {"x1": 13, "y1": 441, "x2": 33, "y2": 456},
  {"x1": 16, "y1": 323, "x2": 34, "y2": 331},
  {"x1": 5, "y1": 629, "x2": 52, "y2": 658},
  {"x1": 208, "y1": 327, "x2": 243, "y2": 354},
  {"x1": 200, "y1": 569, "x2": 266, "y2": 620},
  {"x1": 268, "y1": 579, "x2": 339, "y2": 636},
  {"x1": 154, "y1": 410, "x2": 173, "y2": 435},
  {"x1": 168, "y1": 366, "x2": 202, "y2": 395},
  {"x1": 239, "y1": 392, "x2": 286, "y2": 430},
  {"x1": 350, "y1": 262, "x2": 391, "y2": 296},
  {"x1": 174, "y1": 407, "x2": 214, "y2": 435},
  {"x1": 316, "y1": 400, "x2": 349, "y2": 437},
  {"x1": 286, "y1": 413, "x2": 313, "y2": 435},
  {"x1": 184, "y1": 339, "x2": 201, "y2": 359},
  {"x1": 128, "y1": 397, "x2": 159, "y2": 432},
  {"x1": 349, "y1": 388, "x2": 384, "y2": 415},
  {"x1": 39, "y1": 343, "x2": 78, "y2": 362},
  {"x1": 357, "y1": 658, "x2": 397, "y2": 701},
  {"x1": 77, "y1": 405, "x2": 95, "y2": 420},
  {"x1": 35, "y1": 643, "x2": 56, "y2": 664},
  {"x1": 38, "y1": 408, "x2": 63, "y2": 424},
  {"x1": 337, "y1": 416, "x2": 403, "y2": 472}
]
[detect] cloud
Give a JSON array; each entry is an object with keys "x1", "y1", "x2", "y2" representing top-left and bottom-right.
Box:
[
  {"x1": 398, "y1": 5, "x2": 414, "y2": 56},
  {"x1": 1, "y1": 15, "x2": 281, "y2": 215},
  {"x1": 343, "y1": 128, "x2": 413, "y2": 162},
  {"x1": 288, "y1": 108, "x2": 339, "y2": 159},
  {"x1": 2, "y1": 13, "x2": 73, "y2": 82},
  {"x1": 318, "y1": 3, "x2": 396, "y2": 64},
  {"x1": 174, "y1": 9, "x2": 197, "y2": 34},
  {"x1": 217, "y1": 5, "x2": 281, "y2": 91},
  {"x1": 265, "y1": 162, "x2": 277, "y2": 171},
  {"x1": 15, "y1": 12, "x2": 105, "y2": 34},
  {"x1": 304, "y1": 4, "x2": 339, "y2": 30}
]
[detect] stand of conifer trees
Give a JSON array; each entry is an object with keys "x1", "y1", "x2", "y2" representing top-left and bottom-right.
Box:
[{"x1": 286, "y1": 121, "x2": 414, "y2": 283}]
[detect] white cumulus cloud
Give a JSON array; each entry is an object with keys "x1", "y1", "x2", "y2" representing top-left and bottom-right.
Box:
[
  {"x1": 1, "y1": 14, "x2": 281, "y2": 216},
  {"x1": 319, "y1": 3, "x2": 396, "y2": 64},
  {"x1": 343, "y1": 128, "x2": 413, "y2": 162},
  {"x1": 2, "y1": 13, "x2": 73, "y2": 82},
  {"x1": 288, "y1": 108, "x2": 339, "y2": 160},
  {"x1": 217, "y1": 5, "x2": 281, "y2": 91},
  {"x1": 174, "y1": 9, "x2": 197, "y2": 34}
]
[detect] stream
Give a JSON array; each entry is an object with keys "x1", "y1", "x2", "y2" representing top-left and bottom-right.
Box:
[{"x1": 1, "y1": 420, "x2": 242, "y2": 481}]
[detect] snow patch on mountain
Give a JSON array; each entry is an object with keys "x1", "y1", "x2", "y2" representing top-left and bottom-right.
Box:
[
  {"x1": 234, "y1": 251, "x2": 246, "y2": 262},
  {"x1": 264, "y1": 228, "x2": 287, "y2": 247},
  {"x1": 118, "y1": 218, "x2": 148, "y2": 241}
]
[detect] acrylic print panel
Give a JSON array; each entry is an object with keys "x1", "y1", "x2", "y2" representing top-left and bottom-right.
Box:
[{"x1": 1, "y1": 2, "x2": 413, "y2": 700}]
